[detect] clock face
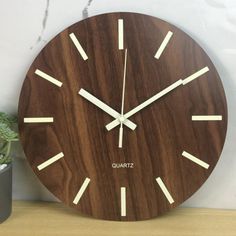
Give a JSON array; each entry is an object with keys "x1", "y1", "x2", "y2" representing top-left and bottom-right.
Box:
[{"x1": 18, "y1": 12, "x2": 227, "y2": 221}]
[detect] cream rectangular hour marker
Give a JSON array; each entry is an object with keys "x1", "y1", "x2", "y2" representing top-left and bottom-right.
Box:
[
  {"x1": 69, "y1": 33, "x2": 88, "y2": 60},
  {"x1": 35, "y1": 69, "x2": 63, "y2": 87},
  {"x1": 182, "y1": 151, "x2": 209, "y2": 169},
  {"x1": 192, "y1": 115, "x2": 222, "y2": 121},
  {"x1": 156, "y1": 177, "x2": 174, "y2": 204},
  {"x1": 24, "y1": 117, "x2": 54, "y2": 123},
  {"x1": 182, "y1": 67, "x2": 209, "y2": 85},
  {"x1": 118, "y1": 19, "x2": 124, "y2": 50},
  {"x1": 37, "y1": 152, "x2": 64, "y2": 171},
  {"x1": 154, "y1": 31, "x2": 173, "y2": 59},
  {"x1": 73, "y1": 178, "x2": 90, "y2": 205},
  {"x1": 121, "y1": 187, "x2": 126, "y2": 216}
]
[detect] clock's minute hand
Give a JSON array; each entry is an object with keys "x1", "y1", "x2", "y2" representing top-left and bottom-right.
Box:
[
  {"x1": 78, "y1": 89, "x2": 137, "y2": 130},
  {"x1": 106, "y1": 67, "x2": 209, "y2": 131},
  {"x1": 106, "y1": 79, "x2": 182, "y2": 131}
]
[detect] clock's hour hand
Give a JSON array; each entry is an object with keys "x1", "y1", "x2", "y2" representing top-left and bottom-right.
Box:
[
  {"x1": 105, "y1": 66, "x2": 210, "y2": 131},
  {"x1": 78, "y1": 89, "x2": 137, "y2": 130}
]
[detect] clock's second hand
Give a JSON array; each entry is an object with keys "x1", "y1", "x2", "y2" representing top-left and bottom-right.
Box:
[{"x1": 119, "y1": 49, "x2": 128, "y2": 148}]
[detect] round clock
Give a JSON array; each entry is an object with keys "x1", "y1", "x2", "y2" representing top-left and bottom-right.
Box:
[{"x1": 18, "y1": 12, "x2": 227, "y2": 221}]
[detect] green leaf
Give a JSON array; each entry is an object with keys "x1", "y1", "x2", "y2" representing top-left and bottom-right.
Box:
[
  {"x1": 0, "y1": 112, "x2": 17, "y2": 126},
  {"x1": 0, "y1": 153, "x2": 11, "y2": 164},
  {"x1": 0, "y1": 158, "x2": 11, "y2": 164},
  {"x1": 0, "y1": 123, "x2": 18, "y2": 141}
]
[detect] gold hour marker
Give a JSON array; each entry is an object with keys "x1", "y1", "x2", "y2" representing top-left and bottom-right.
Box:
[
  {"x1": 156, "y1": 177, "x2": 174, "y2": 204},
  {"x1": 24, "y1": 117, "x2": 54, "y2": 123},
  {"x1": 192, "y1": 115, "x2": 222, "y2": 121},
  {"x1": 118, "y1": 19, "x2": 124, "y2": 50},
  {"x1": 121, "y1": 187, "x2": 126, "y2": 216},
  {"x1": 69, "y1": 33, "x2": 88, "y2": 60},
  {"x1": 37, "y1": 152, "x2": 64, "y2": 171},
  {"x1": 182, "y1": 151, "x2": 209, "y2": 169},
  {"x1": 73, "y1": 178, "x2": 91, "y2": 205},
  {"x1": 154, "y1": 31, "x2": 173, "y2": 59},
  {"x1": 35, "y1": 69, "x2": 63, "y2": 87}
]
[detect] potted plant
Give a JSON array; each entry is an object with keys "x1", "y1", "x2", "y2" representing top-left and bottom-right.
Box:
[{"x1": 0, "y1": 112, "x2": 18, "y2": 223}]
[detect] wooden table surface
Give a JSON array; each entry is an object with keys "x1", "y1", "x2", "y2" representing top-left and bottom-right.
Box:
[{"x1": 0, "y1": 201, "x2": 236, "y2": 236}]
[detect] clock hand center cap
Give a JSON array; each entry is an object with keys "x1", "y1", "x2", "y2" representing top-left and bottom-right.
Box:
[{"x1": 119, "y1": 116, "x2": 126, "y2": 123}]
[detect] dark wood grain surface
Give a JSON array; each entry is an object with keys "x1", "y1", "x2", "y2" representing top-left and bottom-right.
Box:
[{"x1": 18, "y1": 12, "x2": 227, "y2": 221}]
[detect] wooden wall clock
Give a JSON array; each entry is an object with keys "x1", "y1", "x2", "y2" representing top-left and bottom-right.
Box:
[{"x1": 18, "y1": 12, "x2": 228, "y2": 221}]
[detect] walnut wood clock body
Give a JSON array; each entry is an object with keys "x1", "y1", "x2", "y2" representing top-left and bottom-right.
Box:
[{"x1": 18, "y1": 12, "x2": 227, "y2": 221}]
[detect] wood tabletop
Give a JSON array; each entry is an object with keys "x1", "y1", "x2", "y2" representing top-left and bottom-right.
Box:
[{"x1": 0, "y1": 201, "x2": 236, "y2": 236}]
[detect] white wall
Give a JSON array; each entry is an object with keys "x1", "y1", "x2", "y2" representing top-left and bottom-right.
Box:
[{"x1": 0, "y1": 0, "x2": 236, "y2": 208}]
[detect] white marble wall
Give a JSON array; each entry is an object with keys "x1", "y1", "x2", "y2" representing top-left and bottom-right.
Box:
[{"x1": 0, "y1": 0, "x2": 236, "y2": 208}]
